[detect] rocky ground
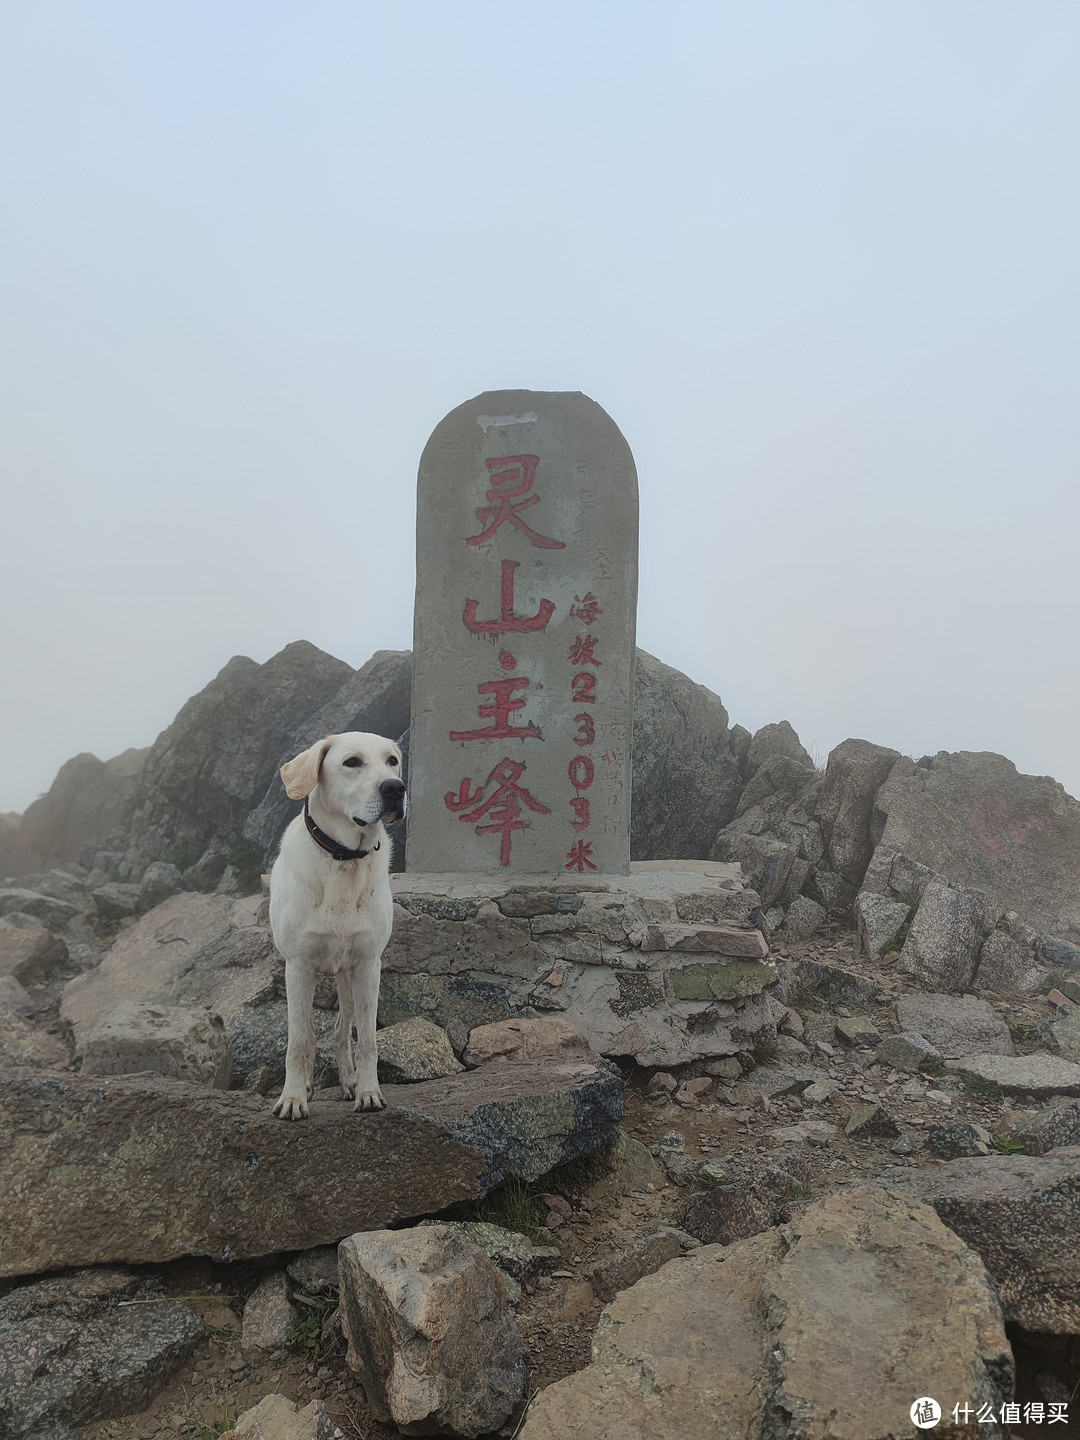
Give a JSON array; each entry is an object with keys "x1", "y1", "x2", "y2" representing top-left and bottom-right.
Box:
[{"x1": 1, "y1": 921, "x2": 1060, "y2": 1440}]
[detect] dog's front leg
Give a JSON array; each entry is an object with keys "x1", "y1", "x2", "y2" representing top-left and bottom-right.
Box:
[
  {"x1": 273, "y1": 959, "x2": 318, "y2": 1121},
  {"x1": 334, "y1": 967, "x2": 357, "y2": 1100},
  {"x1": 351, "y1": 955, "x2": 385, "y2": 1111}
]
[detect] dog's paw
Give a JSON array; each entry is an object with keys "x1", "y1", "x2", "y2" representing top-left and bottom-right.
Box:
[
  {"x1": 354, "y1": 1088, "x2": 386, "y2": 1112},
  {"x1": 272, "y1": 1093, "x2": 310, "y2": 1121},
  {"x1": 339, "y1": 1077, "x2": 356, "y2": 1100}
]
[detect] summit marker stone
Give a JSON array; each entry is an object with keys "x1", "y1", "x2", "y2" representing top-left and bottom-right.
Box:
[{"x1": 408, "y1": 391, "x2": 638, "y2": 875}]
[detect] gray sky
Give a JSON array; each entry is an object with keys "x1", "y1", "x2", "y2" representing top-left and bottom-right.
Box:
[{"x1": 3, "y1": 2, "x2": 1078, "y2": 813}]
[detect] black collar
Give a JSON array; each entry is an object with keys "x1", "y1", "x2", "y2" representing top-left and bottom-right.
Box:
[{"x1": 304, "y1": 799, "x2": 374, "y2": 862}]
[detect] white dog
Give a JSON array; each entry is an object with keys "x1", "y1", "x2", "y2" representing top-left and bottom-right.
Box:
[{"x1": 268, "y1": 731, "x2": 406, "y2": 1120}]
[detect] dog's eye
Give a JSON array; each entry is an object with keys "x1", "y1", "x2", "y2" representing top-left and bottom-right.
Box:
[
  {"x1": 387, "y1": 756, "x2": 399, "y2": 767},
  {"x1": 342, "y1": 757, "x2": 363, "y2": 768}
]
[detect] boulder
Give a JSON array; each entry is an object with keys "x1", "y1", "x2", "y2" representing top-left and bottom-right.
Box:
[
  {"x1": 630, "y1": 650, "x2": 743, "y2": 861},
  {"x1": 880, "y1": 1148, "x2": 1080, "y2": 1331},
  {"x1": 15, "y1": 748, "x2": 147, "y2": 871},
  {"x1": 227, "y1": 998, "x2": 339, "y2": 1095},
  {"x1": 1051, "y1": 1007, "x2": 1080, "y2": 1063},
  {"x1": 428, "y1": 1221, "x2": 560, "y2": 1286},
  {"x1": 61, "y1": 891, "x2": 276, "y2": 1049},
  {"x1": 745, "y1": 721, "x2": 812, "y2": 777},
  {"x1": 1008, "y1": 1099, "x2": 1080, "y2": 1155},
  {"x1": 230, "y1": 1394, "x2": 344, "y2": 1440},
  {"x1": 375, "y1": 1016, "x2": 463, "y2": 1082},
  {"x1": 587, "y1": 1229, "x2": 685, "y2": 1303},
  {"x1": 286, "y1": 1247, "x2": 340, "y2": 1298},
  {"x1": 815, "y1": 739, "x2": 901, "y2": 887},
  {"x1": 0, "y1": 925, "x2": 68, "y2": 986},
  {"x1": 519, "y1": 1187, "x2": 1012, "y2": 1440},
  {"x1": 944, "y1": 1052, "x2": 1080, "y2": 1100},
  {"x1": 137, "y1": 861, "x2": 191, "y2": 912},
  {"x1": 339, "y1": 1223, "x2": 527, "y2": 1438},
  {"x1": 894, "y1": 993, "x2": 1013, "y2": 1059},
  {"x1": 463, "y1": 1016, "x2": 592, "y2": 1068},
  {"x1": 732, "y1": 753, "x2": 816, "y2": 832},
  {"x1": 835, "y1": 1016, "x2": 880, "y2": 1047},
  {"x1": 976, "y1": 928, "x2": 1050, "y2": 996},
  {"x1": 242, "y1": 648, "x2": 413, "y2": 860},
  {"x1": 242, "y1": 1271, "x2": 295, "y2": 1351},
  {"x1": 778, "y1": 894, "x2": 826, "y2": 941},
  {"x1": 790, "y1": 957, "x2": 878, "y2": 1011},
  {"x1": 0, "y1": 976, "x2": 31, "y2": 1014},
  {"x1": 927, "y1": 1122, "x2": 993, "y2": 1158},
  {"x1": 0, "y1": 1267, "x2": 202, "y2": 1440},
  {"x1": 845, "y1": 1102, "x2": 900, "y2": 1141},
  {"x1": 676, "y1": 1150, "x2": 812, "y2": 1245},
  {"x1": 0, "y1": 889, "x2": 78, "y2": 925},
  {"x1": 0, "y1": 1058, "x2": 623, "y2": 1277},
  {"x1": 869, "y1": 750, "x2": 1080, "y2": 942},
  {"x1": 377, "y1": 971, "x2": 514, "y2": 1043},
  {"x1": 80, "y1": 1001, "x2": 230, "y2": 1087},
  {"x1": 92, "y1": 881, "x2": 141, "y2": 920},
  {"x1": 898, "y1": 879, "x2": 997, "y2": 991},
  {"x1": 0, "y1": 1009, "x2": 71, "y2": 1070},
  {"x1": 875, "y1": 1032, "x2": 942, "y2": 1072},
  {"x1": 122, "y1": 641, "x2": 354, "y2": 874},
  {"x1": 854, "y1": 889, "x2": 910, "y2": 962}
]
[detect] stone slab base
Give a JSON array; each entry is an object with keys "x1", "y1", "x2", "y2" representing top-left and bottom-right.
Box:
[
  {"x1": 385, "y1": 861, "x2": 777, "y2": 1068},
  {"x1": 0, "y1": 1058, "x2": 623, "y2": 1278}
]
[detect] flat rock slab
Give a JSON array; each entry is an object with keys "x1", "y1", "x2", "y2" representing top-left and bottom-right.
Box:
[
  {"x1": 520, "y1": 1186, "x2": 1011, "y2": 1440},
  {"x1": 0, "y1": 1267, "x2": 203, "y2": 1440},
  {"x1": 944, "y1": 1051, "x2": 1080, "y2": 1098},
  {"x1": 895, "y1": 992, "x2": 1013, "y2": 1058},
  {"x1": 879, "y1": 1147, "x2": 1080, "y2": 1332},
  {"x1": 0, "y1": 1058, "x2": 622, "y2": 1278}
]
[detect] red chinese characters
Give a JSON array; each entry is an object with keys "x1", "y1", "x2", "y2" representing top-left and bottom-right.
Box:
[
  {"x1": 565, "y1": 839, "x2": 597, "y2": 873},
  {"x1": 449, "y1": 678, "x2": 542, "y2": 743},
  {"x1": 463, "y1": 560, "x2": 555, "y2": 635},
  {"x1": 465, "y1": 455, "x2": 566, "y2": 550},
  {"x1": 445, "y1": 758, "x2": 551, "y2": 868}
]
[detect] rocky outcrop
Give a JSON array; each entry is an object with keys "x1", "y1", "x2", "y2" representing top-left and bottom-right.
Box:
[
  {"x1": 231, "y1": 1394, "x2": 345, "y2": 1440},
  {"x1": 122, "y1": 641, "x2": 353, "y2": 878},
  {"x1": 11, "y1": 748, "x2": 147, "y2": 875},
  {"x1": 867, "y1": 751, "x2": 1080, "y2": 943},
  {"x1": 520, "y1": 1187, "x2": 1013, "y2": 1440},
  {"x1": 339, "y1": 1224, "x2": 527, "y2": 1437},
  {"x1": 894, "y1": 993, "x2": 1013, "y2": 1059},
  {"x1": 629, "y1": 650, "x2": 743, "y2": 860},
  {"x1": 881, "y1": 1148, "x2": 1080, "y2": 1332},
  {"x1": 0, "y1": 1058, "x2": 623, "y2": 1277},
  {"x1": 80, "y1": 1001, "x2": 231, "y2": 1086},
  {"x1": 0, "y1": 1267, "x2": 202, "y2": 1440}
]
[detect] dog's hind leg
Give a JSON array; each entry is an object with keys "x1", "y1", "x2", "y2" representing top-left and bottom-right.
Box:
[
  {"x1": 335, "y1": 968, "x2": 357, "y2": 1100},
  {"x1": 273, "y1": 958, "x2": 318, "y2": 1121},
  {"x1": 350, "y1": 954, "x2": 386, "y2": 1112}
]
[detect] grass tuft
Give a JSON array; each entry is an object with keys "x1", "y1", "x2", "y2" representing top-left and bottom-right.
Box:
[
  {"x1": 963, "y1": 1074, "x2": 1003, "y2": 1103},
  {"x1": 990, "y1": 1135, "x2": 1028, "y2": 1155}
]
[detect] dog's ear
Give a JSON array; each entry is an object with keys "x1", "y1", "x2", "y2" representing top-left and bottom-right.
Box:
[{"x1": 281, "y1": 737, "x2": 335, "y2": 799}]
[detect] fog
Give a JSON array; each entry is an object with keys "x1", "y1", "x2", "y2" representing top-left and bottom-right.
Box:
[{"x1": 2, "y1": 2, "x2": 1078, "y2": 812}]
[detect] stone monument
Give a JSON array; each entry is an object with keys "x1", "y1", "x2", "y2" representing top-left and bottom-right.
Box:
[{"x1": 408, "y1": 390, "x2": 638, "y2": 875}]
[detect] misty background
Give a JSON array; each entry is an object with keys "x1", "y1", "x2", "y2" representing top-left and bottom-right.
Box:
[{"x1": 2, "y1": 2, "x2": 1078, "y2": 815}]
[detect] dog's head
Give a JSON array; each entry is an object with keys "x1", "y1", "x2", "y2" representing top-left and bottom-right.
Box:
[{"x1": 280, "y1": 731, "x2": 407, "y2": 828}]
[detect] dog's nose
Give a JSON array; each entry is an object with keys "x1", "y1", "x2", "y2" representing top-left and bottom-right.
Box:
[{"x1": 380, "y1": 778, "x2": 406, "y2": 802}]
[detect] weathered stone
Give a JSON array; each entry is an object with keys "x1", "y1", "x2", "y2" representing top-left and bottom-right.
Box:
[
  {"x1": 834, "y1": 1015, "x2": 880, "y2": 1047},
  {"x1": 81, "y1": 1001, "x2": 230, "y2": 1087},
  {"x1": 871, "y1": 752, "x2": 1080, "y2": 941},
  {"x1": 1038, "y1": 935, "x2": 1080, "y2": 973},
  {"x1": 705, "y1": 1056, "x2": 742, "y2": 1079},
  {"x1": 1008, "y1": 1099, "x2": 1080, "y2": 1155},
  {"x1": 631, "y1": 651, "x2": 743, "y2": 862},
  {"x1": 0, "y1": 976, "x2": 31, "y2": 1013},
  {"x1": 15, "y1": 749, "x2": 147, "y2": 873},
  {"x1": 431, "y1": 1221, "x2": 560, "y2": 1286},
  {"x1": 92, "y1": 881, "x2": 141, "y2": 920},
  {"x1": 521, "y1": 1187, "x2": 1011, "y2": 1440},
  {"x1": 377, "y1": 970, "x2": 514, "y2": 1041},
  {"x1": 0, "y1": 925, "x2": 68, "y2": 986},
  {"x1": 226, "y1": 998, "x2": 340, "y2": 1095},
  {"x1": 676, "y1": 1150, "x2": 812, "y2": 1245},
  {"x1": 895, "y1": 992, "x2": 1013, "y2": 1059},
  {"x1": 801, "y1": 1079, "x2": 838, "y2": 1105},
  {"x1": 0, "y1": 1059, "x2": 622, "y2": 1276},
  {"x1": 845, "y1": 1102, "x2": 900, "y2": 1140},
  {"x1": 588, "y1": 1230, "x2": 684, "y2": 1303},
  {"x1": 854, "y1": 889, "x2": 911, "y2": 962},
  {"x1": 666, "y1": 958, "x2": 774, "y2": 1001},
  {"x1": 880, "y1": 1148, "x2": 1080, "y2": 1331},
  {"x1": 1060, "y1": 978, "x2": 1080, "y2": 1003},
  {"x1": 136, "y1": 861, "x2": 190, "y2": 912},
  {"x1": 376, "y1": 1016, "x2": 463, "y2": 1082},
  {"x1": 741, "y1": 1063, "x2": 819, "y2": 1100},
  {"x1": 1051, "y1": 1007, "x2": 1080, "y2": 1063},
  {"x1": 0, "y1": 1267, "x2": 202, "y2": 1440},
  {"x1": 230, "y1": 1394, "x2": 345, "y2": 1440},
  {"x1": 463, "y1": 1016, "x2": 592, "y2": 1068},
  {"x1": 61, "y1": 891, "x2": 277, "y2": 1048},
  {"x1": 242, "y1": 1271, "x2": 295, "y2": 1351},
  {"x1": 339, "y1": 1223, "x2": 526, "y2": 1437},
  {"x1": 944, "y1": 1052, "x2": 1080, "y2": 1099},
  {"x1": 791, "y1": 957, "x2": 878, "y2": 1011},
  {"x1": 778, "y1": 894, "x2": 826, "y2": 942},
  {"x1": 639, "y1": 923, "x2": 767, "y2": 957},
  {"x1": 286, "y1": 1247, "x2": 340, "y2": 1298},
  {"x1": 977, "y1": 928, "x2": 1049, "y2": 996},
  {"x1": 875, "y1": 1031, "x2": 943, "y2": 1071},
  {"x1": 928, "y1": 1121, "x2": 993, "y2": 1158},
  {"x1": 0, "y1": 888, "x2": 78, "y2": 925},
  {"x1": 899, "y1": 879, "x2": 997, "y2": 990},
  {"x1": 816, "y1": 739, "x2": 902, "y2": 887},
  {"x1": 409, "y1": 392, "x2": 637, "y2": 875},
  {"x1": 589, "y1": 1130, "x2": 665, "y2": 1196},
  {"x1": 0, "y1": 1010, "x2": 70, "y2": 1070}
]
